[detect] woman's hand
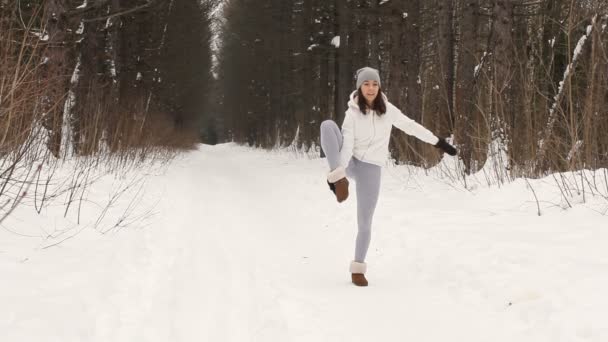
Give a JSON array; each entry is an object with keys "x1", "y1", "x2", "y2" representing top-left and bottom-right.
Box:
[{"x1": 435, "y1": 138, "x2": 457, "y2": 156}]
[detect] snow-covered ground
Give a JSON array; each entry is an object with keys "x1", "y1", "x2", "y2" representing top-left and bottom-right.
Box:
[{"x1": 1, "y1": 143, "x2": 607, "y2": 342}]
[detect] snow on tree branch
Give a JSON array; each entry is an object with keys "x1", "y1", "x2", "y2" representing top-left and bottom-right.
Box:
[{"x1": 537, "y1": 15, "x2": 597, "y2": 164}]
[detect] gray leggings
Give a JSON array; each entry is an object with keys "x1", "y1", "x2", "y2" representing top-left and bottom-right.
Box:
[{"x1": 320, "y1": 120, "x2": 381, "y2": 263}]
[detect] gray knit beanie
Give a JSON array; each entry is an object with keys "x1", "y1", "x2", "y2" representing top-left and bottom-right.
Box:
[{"x1": 356, "y1": 67, "x2": 381, "y2": 89}]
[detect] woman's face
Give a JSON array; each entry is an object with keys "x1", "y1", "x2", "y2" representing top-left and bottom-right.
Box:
[{"x1": 361, "y1": 80, "x2": 379, "y2": 105}]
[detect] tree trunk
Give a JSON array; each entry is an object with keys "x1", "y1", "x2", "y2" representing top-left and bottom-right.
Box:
[
  {"x1": 336, "y1": 0, "x2": 352, "y2": 121},
  {"x1": 42, "y1": 0, "x2": 73, "y2": 157},
  {"x1": 453, "y1": 0, "x2": 480, "y2": 173}
]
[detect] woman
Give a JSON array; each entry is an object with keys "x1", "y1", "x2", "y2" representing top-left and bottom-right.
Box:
[{"x1": 320, "y1": 67, "x2": 457, "y2": 287}]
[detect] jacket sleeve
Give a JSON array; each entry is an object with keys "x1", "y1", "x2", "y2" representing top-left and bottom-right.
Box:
[
  {"x1": 391, "y1": 104, "x2": 439, "y2": 145},
  {"x1": 339, "y1": 111, "x2": 355, "y2": 168}
]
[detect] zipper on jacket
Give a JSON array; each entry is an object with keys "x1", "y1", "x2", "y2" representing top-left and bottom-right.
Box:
[{"x1": 360, "y1": 111, "x2": 377, "y2": 162}]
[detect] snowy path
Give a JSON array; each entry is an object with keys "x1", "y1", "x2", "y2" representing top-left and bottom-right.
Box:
[{"x1": 1, "y1": 143, "x2": 608, "y2": 341}]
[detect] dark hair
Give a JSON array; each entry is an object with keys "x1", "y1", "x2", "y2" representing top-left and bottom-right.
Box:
[{"x1": 357, "y1": 88, "x2": 387, "y2": 115}]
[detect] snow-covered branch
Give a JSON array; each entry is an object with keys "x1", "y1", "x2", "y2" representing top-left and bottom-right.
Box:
[{"x1": 537, "y1": 15, "x2": 598, "y2": 161}]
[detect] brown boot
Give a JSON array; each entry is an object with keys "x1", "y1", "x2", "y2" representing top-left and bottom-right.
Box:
[
  {"x1": 351, "y1": 273, "x2": 368, "y2": 287},
  {"x1": 327, "y1": 166, "x2": 349, "y2": 203},
  {"x1": 333, "y1": 178, "x2": 349, "y2": 203},
  {"x1": 349, "y1": 261, "x2": 368, "y2": 287}
]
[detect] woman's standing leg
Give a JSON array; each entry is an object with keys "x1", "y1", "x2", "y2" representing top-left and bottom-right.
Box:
[
  {"x1": 349, "y1": 159, "x2": 381, "y2": 286},
  {"x1": 353, "y1": 160, "x2": 381, "y2": 262}
]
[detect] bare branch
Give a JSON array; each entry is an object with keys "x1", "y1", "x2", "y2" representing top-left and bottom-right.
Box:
[
  {"x1": 66, "y1": 0, "x2": 111, "y2": 17},
  {"x1": 82, "y1": 0, "x2": 164, "y2": 23}
]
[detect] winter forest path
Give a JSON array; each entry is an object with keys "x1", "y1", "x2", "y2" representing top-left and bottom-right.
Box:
[
  {"x1": 154, "y1": 144, "x2": 608, "y2": 342},
  {"x1": 1, "y1": 143, "x2": 607, "y2": 341}
]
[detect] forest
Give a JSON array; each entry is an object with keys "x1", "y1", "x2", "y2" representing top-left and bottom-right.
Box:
[
  {"x1": 1, "y1": 0, "x2": 215, "y2": 160},
  {"x1": 217, "y1": 0, "x2": 608, "y2": 180},
  {"x1": 2, "y1": 0, "x2": 608, "y2": 182}
]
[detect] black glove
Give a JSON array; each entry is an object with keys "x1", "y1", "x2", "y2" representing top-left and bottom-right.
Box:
[
  {"x1": 327, "y1": 180, "x2": 336, "y2": 194},
  {"x1": 435, "y1": 138, "x2": 457, "y2": 156}
]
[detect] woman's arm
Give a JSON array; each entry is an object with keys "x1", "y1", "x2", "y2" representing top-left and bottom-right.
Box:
[{"x1": 390, "y1": 104, "x2": 439, "y2": 145}]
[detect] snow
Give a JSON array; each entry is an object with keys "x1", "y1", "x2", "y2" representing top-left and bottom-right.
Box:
[
  {"x1": 109, "y1": 60, "x2": 117, "y2": 79},
  {"x1": 1, "y1": 143, "x2": 608, "y2": 341},
  {"x1": 567, "y1": 140, "x2": 583, "y2": 161},
  {"x1": 32, "y1": 30, "x2": 49, "y2": 42},
  {"x1": 573, "y1": 35, "x2": 588, "y2": 62},
  {"x1": 474, "y1": 52, "x2": 488, "y2": 77},
  {"x1": 70, "y1": 58, "x2": 81, "y2": 84},
  {"x1": 76, "y1": 22, "x2": 85, "y2": 35},
  {"x1": 331, "y1": 36, "x2": 340, "y2": 48}
]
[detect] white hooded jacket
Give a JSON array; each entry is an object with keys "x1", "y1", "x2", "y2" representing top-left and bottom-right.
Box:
[{"x1": 339, "y1": 91, "x2": 439, "y2": 168}]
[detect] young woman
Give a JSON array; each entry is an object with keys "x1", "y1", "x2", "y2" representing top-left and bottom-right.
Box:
[{"x1": 320, "y1": 67, "x2": 457, "y2": 287}]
